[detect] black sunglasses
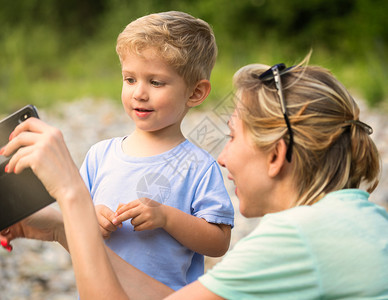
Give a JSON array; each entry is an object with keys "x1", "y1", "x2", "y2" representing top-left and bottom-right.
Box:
[{"x1": 252, "y1": 63, "x2": 294, "y2": 162}]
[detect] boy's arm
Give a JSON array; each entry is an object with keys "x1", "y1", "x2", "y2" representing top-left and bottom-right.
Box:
[
  {"x1": 163, "y1": 205, "x2": 231, "y2": 257},
  {"x1": 114, "y1": 199, "x2": 231, "y2": 257}
]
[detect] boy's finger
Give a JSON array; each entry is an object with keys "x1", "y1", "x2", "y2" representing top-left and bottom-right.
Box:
[
  {"x1": 112, "y1": 207, "x2": 140, "y2": 225},
  {"x1": 97, "y1": 214, "x2": 117, "y2": 231},
  {"x1": 139, "y1": 197, "x2": 161, "y2": 207},
  {"x1": 133, "y1": 220, "x2": 152, "y2": 232},
  {"x1": 99, "y1": 226, "x2": 112, "y2": 240},
  {"x1": 115, "y1": 200, "x2": 139, "y2": 216},
  {"x1": 97, "y1": 205, "x2": 116, "y2": 220},
  {"x1": 130, "y1": 214, "x2": 146, "y2": 227}
]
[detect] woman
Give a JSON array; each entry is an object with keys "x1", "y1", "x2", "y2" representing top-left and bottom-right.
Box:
[{"x1": 1, "y1": 55, "x2": 388, "y2": 299}]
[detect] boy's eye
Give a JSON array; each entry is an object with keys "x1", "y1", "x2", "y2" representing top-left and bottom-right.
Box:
[
  {"x1": 125, "y1": 77, "x2": 135, "y2": 84},
  {"x1": 151, "y1": 80, "x2": 164, "y2": 87}
]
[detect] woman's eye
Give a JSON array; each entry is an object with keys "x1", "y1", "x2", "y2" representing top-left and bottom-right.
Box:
[{"x1": 226, "y1": 134, "x2": 234, "y2": 141}]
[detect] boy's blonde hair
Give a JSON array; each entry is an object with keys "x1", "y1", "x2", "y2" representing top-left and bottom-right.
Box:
[
  {"x1": 233, "y1": 54, "x2": 380, "y2": 206},
  {"x1": 116, "y1": 11, "x2": 217, "y2": 87}
]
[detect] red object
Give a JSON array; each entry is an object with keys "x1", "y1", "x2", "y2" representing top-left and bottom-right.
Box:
[{"x1": 1, "y1": 239, "x2": 12, "y2": 251}]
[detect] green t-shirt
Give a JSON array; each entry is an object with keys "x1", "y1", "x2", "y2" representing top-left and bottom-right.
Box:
[{"x1": 199, "y1": 189, "x2": 388, "y2": 299}]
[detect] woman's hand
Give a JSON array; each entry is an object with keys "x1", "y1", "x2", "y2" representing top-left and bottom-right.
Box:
[
  {"x1": 2, "y1": 117, "x2": 83, "y2": 203},
  {"x1": 0, "y1": 206, "x2": 67, "y2": 251}
]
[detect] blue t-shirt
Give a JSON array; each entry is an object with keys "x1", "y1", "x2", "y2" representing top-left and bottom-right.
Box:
[
  {"x1": 80, "y1": 138, "x2": 234, "y2": 290},
  {"x1": 199, "y1": 189, "x2": 388, "y2": 299}
]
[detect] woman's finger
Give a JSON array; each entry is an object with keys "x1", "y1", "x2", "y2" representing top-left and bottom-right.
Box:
[
  {"x1": 5, "y1": 143, "x2": 34, "y2": 174},
  {"x1": 0, "y1": 228, "x2": 10, "y2": 235},
  {"x1": 6, "y1": 119, "x2": 80, "y2": 201},
  {"x1": 11, "y1": 117, "x2": 49, "y2": 137},
  {"x1": 0, "y1": 229, "x2": 13, "y2": 251},
  {"x1": 1, "y1": 130, "x2": 39, "y2": 159},
  {"x1": 1, "y1": 239, "x2": 13, "y2": 252},
  {"x1": 0, "y1": 226, "x2": 21, "y2": 252}
]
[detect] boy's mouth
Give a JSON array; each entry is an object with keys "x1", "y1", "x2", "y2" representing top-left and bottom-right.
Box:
[
  {"x1": 134, "y1": 108, "x2": 153, "y2": 112},
  {"x1": 134, "y1": 108, "x2": 154, "y2": 118}
]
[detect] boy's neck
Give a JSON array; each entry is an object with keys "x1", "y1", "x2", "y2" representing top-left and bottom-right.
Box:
[{"x1": 122, "y1": 128, "x2": 186, "y2": 157}]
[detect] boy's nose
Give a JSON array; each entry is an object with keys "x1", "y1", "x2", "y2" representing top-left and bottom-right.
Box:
[{"x1": 133, "y1": 82, "x2": 149, "y2": 101}]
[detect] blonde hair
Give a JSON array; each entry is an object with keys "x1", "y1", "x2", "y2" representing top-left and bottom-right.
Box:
[
  {"x1": 233, "y1": 54, "x2": 381, "y2": 206},
  {"x1": 116, "y1": 11, "x2": 217, "y2": 87}
]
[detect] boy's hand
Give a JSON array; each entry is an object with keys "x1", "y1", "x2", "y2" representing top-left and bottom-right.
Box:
[
  {"x1": 113, "y1": 198, "x2": 166, "y2": 231},
  {"x1": 95, "y1": 204, "x2": 121, "y2": 239}
]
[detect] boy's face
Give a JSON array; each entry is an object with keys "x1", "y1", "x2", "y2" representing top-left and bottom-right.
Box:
[{"x1": 120, "y1": 48, "x2": 192, "y2": 134}]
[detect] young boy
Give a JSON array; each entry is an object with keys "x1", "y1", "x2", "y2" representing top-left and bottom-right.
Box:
[{"x1": 79, "y1": 11, "x2": 234, "y2": 291}]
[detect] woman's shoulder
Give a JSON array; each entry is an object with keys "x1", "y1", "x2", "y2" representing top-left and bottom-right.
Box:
[
  {"x1": 259, "y1": 188, "x2": 388, "y2": 245},
  {"x1": 270, "y1": 189, "x2": 380, "y2": 223}
]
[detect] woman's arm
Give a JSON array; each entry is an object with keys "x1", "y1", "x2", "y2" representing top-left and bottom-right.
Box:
[
  {"x1": 60, "y1": 181, "x2": 128, "y2": 299},
  {"x1": 107, "y1": 246, "x2": 174, "y2": 299},
  {"x1": 165, "y1": 281, "x2": 224, "y2": 300},
  {"x1": 3, "y1": 118, "x2": 127, "y2": 299},
  {"x1": 1, "y1": 205, "x2": 220, "y2": 299},
  {"x1": 1, "y1": 203, "x2": 174, "y2": 300}
]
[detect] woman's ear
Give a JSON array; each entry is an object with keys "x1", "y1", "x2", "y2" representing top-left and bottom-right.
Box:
[
  {"x1": 268, "y1": 139, "x2": 288, "y2": 178},
  {"x1": 187, "y1": 79, "x2": 211, "y2": 108}
]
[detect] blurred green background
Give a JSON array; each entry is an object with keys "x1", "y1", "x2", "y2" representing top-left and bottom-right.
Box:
[{"x1": 1, "y1": 0, "x2": 387, "y2": 113}]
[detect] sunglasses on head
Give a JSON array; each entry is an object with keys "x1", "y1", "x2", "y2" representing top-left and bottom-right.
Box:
[{"x1": 252, "y1": 63, "x2": 294, "y2": 162}]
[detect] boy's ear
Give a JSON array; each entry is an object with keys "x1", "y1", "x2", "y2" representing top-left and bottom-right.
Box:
[{"x1": 187, "y1": 79, "x2": 211, "y2": 108}]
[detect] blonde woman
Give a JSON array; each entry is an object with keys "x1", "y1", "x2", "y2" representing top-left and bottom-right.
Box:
[{"x1": 2, "y1": 54, "x2": 388, "y2": 299}]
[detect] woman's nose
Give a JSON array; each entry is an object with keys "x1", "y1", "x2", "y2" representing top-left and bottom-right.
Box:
[{"x1": 217, "y1": 146, "x2": 227, "y2": 168}]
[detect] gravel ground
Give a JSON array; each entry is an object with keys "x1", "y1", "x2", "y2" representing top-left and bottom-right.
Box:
[{"x1": 1, "y1": 97, "x2": 387, "y2": 299}]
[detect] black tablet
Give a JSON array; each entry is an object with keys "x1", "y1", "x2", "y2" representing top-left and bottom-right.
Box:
[{"x1": 0, "y1": 105, "x2": 55, "y2": 231}]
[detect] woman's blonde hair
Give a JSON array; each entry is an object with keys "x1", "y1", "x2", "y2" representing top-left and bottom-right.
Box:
[
  {"x1": 233, "y1": 53, "x2": 380, "y2": 206},
  {"x1": 116, "y1": 11, "x2": 217, "y2": 87}
]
